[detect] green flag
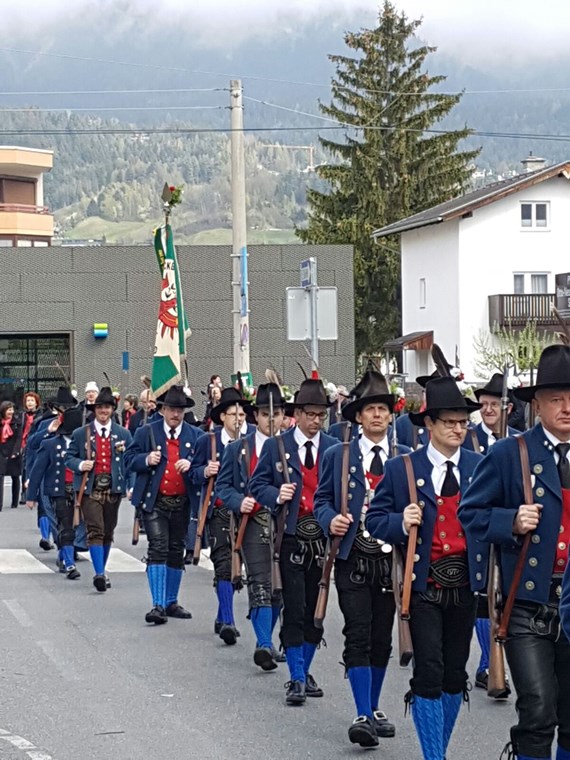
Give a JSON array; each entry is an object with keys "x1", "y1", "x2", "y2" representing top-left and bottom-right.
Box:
[{"x1": 151, "y1": 224, "x2": 190, "y2": 397}]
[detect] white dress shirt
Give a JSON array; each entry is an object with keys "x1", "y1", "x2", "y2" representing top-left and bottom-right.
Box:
[
  {"x1": 163, "y1": 421, "x2": 182, "y2": 439},
  {"x1": 360, "y1": 434, "x2": 389, "y2": 474},
  {"x1": 543, "y1": 427, "x2": 570, "y2": 465},
  {"x1": 426, "y1": 443, "x2": 461, "y2": 495},
  {"x1": 255, "y1": 430, "x2": 268, "y2": 457},
  {"x1": 293, "y1": 427, "x2": 320, "y2": 466},
  {"x1": 94, "y1": 420, "x2": 110, "y2": 438}
]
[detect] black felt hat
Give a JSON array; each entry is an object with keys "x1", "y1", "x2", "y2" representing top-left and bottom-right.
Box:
[
  {"x1": 87, "y1": 386, "x2": 117, "y2": 410},
  {"x1": 210, "y1": 387, "x2": 245, "y2": 426},
  {"x1": 283, "y1": 391, "x2": 298, "y2": 417},
  {"x1": 342, "y1": 370, "x2": 395, "y2": 422},
  {"x1": 514, "y1": 345, "x2": 570, "y2": 402},
  {"x1": 48, "y1": 386, "x2": 77, "y2": 412},
  {"x1": 293, "y1": 379, "x2": 333, "y2": 409},
  {"x1": 474, "y1": 373, "x2": 508, "y2": 401},
  {"x1": 156, "y1": 385, "x2": 195, "y2": 409},
  {"x1": 415, "y1": 365, "x2": 455, "y2": 389},
  {"x1": 59, "y1": 407, "x2": 84, "y2": 436},
  {"x1": 409, "y1": 377, "x2": 481, "y2": 426},
  {"x1": 246, "y1": 383, "x2": 286, "y2": 413}
]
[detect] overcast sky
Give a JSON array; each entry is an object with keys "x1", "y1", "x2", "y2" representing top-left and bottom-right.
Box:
[{"x1": 1, "y1": 0, "x2": 569, "y2": 63}]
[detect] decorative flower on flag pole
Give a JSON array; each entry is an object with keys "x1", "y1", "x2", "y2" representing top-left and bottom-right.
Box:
[
  {"x1": 161, "y1": 183, "x2": 184, "y2": 218},
  {"x1": 389, "y1": 379, "x2": 406, "y2": 413}
]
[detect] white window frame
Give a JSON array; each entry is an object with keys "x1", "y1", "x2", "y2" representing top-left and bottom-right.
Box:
[
  {"x1": 520, "y1": 201, "x2": 550, "y2": 231},
  {"x1": 419, "y1": 277, "x2": 426, "y2": 309},
  {"x1": 513, "y1": 271, "x2": 550, "y2": 294}
]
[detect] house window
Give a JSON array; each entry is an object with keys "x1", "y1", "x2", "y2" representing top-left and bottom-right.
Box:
[
  {"x1": 513, "y1": 272, "x2": 549, "y2": 293},
  {"x1": 531, "y1": 274, "x2": 548, "y2": 293},
  {"x1": 419, "y1": 278, "x2": 426, "y2": 308},
  {"x1": 513, "y1": 274, "x2": 525, "y2": 294},
  {"x1": 520, "y1": 201, "x2": 549, "y2": 229}
]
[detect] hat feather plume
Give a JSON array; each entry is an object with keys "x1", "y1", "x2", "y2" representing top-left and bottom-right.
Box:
[
  {"x1": 431, "y1": 344, "x2": 452, "y2": 378},
  {"x1": 265, "y1": 367, "x2": 283, "y2": 395}
]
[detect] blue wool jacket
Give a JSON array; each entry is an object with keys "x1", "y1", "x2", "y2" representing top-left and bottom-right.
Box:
[
  {"x1": 215, "y1": 431, "x2": 262, "y2": 515},
  {"x1": 365, "y1": 445, "x2": 485, "y2": 592},
  {"x1": 461, "y1": 421, "x2": 520, "y2": 455},
  {"x1": 314, "y1": 436, "x2": 411, "y2": 560},
  {"x1": 65, "y1": 421, "x2": 133, "y2": 496},
  {"x1": 396, "y1": 413, "x2": 429, "y2": 449},
  {"x1": 460, "y1": 424, "x2": 570, "y2": 604},
  {"x1": 249, "y1": 426, "x2": 337, "y2": 535},
  {"x1": 125, "y1": 418, "x2": 204, "y2": 512},
  {"x1": 27, "y1": 433, "x2": 74, "y2": 501}
]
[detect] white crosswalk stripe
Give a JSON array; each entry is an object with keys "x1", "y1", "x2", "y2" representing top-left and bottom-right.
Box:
[{"x1": 0, "y1": 548, "x2": 145, "y2": 574}]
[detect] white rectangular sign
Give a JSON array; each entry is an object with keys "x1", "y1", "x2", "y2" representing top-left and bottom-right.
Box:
[{"x1": 286, "y1": 287, "x2": 338, "y2": 341}]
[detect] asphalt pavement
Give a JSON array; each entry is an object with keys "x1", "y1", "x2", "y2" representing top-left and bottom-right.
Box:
[{"x1": 0, "y1": 500, "x2": 516, "y2": 760}]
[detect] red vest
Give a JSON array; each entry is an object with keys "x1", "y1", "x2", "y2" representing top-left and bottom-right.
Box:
[
  {"x1": 554, "y1": 488, "x2": 570, "y2": 574},
  {"x1": 65, "y1": 466, "x2": 74, "y2": 484},
  {"x1": 365, "y1": 472, "x2": 382, "y2": 493},
  {"x1": 159, "y1": 438, "x2": 186, "y2": 496},
  {"x1": 430, "y1": 493, "x2": 467, "y2": 563},
  {"x1": 94, "y1": 431, "x2": 111, "y2": 474},
  {"x1": 299, "y1": 460, "x2": 319, "y2": 518},
  {"x1": 249, "y1": 445, "x2": 263, "y2": 516}
]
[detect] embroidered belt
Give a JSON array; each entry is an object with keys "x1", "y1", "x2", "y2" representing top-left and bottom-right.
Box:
[
  {"x1": 212, "y1": 505, "x2": 231, "y2": 523},
  {"x1": 93, "y1": 473, "x2": 112, "y2": 491},
  {"x1": 429, "y1": 555, "x2": 469, "y2": 588},
  {"x1": 295, "y1": 515, "x2": 324, "y2": 543},
  {"x1": 252, "y1": 510, "x2": 270, "y2": 527},
  {"x1": 353, "y1": 526, "x2": 392, "y2": 556}
]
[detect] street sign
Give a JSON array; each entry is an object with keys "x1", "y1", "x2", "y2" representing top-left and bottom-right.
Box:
[
  {"x1": 556, "y1": 272, "x2": 570, "y2": 318},
  {"x1": 300, "y1": 258, "x2": 314, "y2": 288},
  {"x1": 286, "y1": 287, "x2": 338, "y2": 341}
]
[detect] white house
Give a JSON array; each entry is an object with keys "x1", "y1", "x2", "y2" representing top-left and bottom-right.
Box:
[{"x1": 373, "y1": 157, "x2": 570, "y2": 382}]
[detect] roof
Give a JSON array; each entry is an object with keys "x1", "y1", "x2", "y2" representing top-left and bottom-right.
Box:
[
  {"x1": 383, "y1": 331, "x2": 433, "y2": 351},
  {"x1": 372, "y1": 160, "x2": 570, "y2": 239}
]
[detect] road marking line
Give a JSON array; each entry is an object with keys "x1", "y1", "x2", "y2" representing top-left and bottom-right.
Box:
[
  {"x1": 104, "y1": 548, "x2": 145, "y2": 572},
  {"x1": 0, "y1": 550, "x2": 53, "y2": 574},
  {"x1": 3, "y1": 599, "x2": 33, "y2": 628},
  {"x1": 0, "y1": 728, "x2": 56, "y2": 759}
]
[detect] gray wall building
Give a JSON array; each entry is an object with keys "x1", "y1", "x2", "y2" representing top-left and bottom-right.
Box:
[{"x1": 0, "y1": 243, "x2": 354, "y2": 414}]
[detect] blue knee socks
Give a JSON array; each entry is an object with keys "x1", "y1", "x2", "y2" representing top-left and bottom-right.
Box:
[
  {"x1": 286, "y1": 646, "x2": 305, "y2": 682},
  {"x1": 271, "y1": 604, "x2": 281, "y2": 632},
  {"x1": 165, "y1": 567, "x2": 183, "y2": 606},
  {"x1": 475, "y1": 618, "x2": 490, "y2": 672},
  {"x1": 89, "y1": 545, "x2": 105, "y2": 575},
  {"x1": 251, "y1": 606, "x2": 272, "y2": 649},
  {"x1": 303, "y1": 642, "x2": 318, "y2": 675},
  {"x1": 441, "y1": 692, "x2": 462, "y2": 756},
  {"x1": 348, "y1": 667, "x2": 373, "y2": 718},
  {"x1": 146, "y1": 564, "x2": 167, "y2": 608},
  {"x1": 102, "y1": 544, "x2": 111, "y2": 569},
  {"x1": 61, "y1": 545, "x2": 75, "y2": 569},
  {"x1": 411, "y1": 696, "x2": 444, "y2": 760},
  {"x1": 39, "y1": 516, "x2": 50, "y2": 540},
  {"x1": 216, "y1": 580, "x2": 235, "y2": 625},
  {"x1": 370, "y1": 666, "x2": 387, "y2": 711}
]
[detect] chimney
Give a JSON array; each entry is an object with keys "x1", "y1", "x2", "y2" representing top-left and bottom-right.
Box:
[{"x1": 521, "y1": 151, "x2": 547, "y2": 173}]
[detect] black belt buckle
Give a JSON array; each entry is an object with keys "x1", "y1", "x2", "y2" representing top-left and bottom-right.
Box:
[{"x1": 94, "y1": 473, "x2": 111, "y2": 491}]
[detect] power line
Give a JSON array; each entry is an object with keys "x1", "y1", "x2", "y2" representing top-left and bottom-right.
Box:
[
  {"x1": 0, "y1": 87, "x2": 223, "y2": 96},
  {"x1": 0, "y1": 105, "x2": 224, "y2": 113}
]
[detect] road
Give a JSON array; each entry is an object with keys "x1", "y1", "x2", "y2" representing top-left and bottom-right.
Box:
[{"x1": 0, "y1": 501, "x2": 515, "y2": 760}]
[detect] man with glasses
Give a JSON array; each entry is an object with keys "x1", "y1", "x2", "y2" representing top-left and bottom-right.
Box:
[
  {"x1": 190, "y1": 387, "x2": 247, "y2": 645},
  {"x1": 250, "y1": 378, "x2": 336, "y2": 705},
  {"x1": 462, "y1": 345, "x2": 570, "y2": 760},
  {"x1": 366, "y1": 377, "x2": 485, "y2": 760}
]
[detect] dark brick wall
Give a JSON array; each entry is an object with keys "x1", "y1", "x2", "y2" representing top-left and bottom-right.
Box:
[{"x1": 0, "y1": 244, "x2": 355, "y2": 412}]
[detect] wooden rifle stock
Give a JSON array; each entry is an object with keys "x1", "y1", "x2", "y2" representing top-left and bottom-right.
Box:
[
  {"x1": 230, "y1": 512, "x2": 242, "y2": 584},
  {"x1": 74, "y1": 424, "x2": 91, "y2": 528},
  {"x1": 234, "y1": 437, "x2": 253, "y2": 553},
  {"x1": 392, "y1": 547, "x2": 414, "y2": 665},
  {"x1": 497, "y1": 436, "x2": 533, "y2": 642},
  {"x1": 272, "y1": 435, "x2": 291, "y2": 593},
  {"x1": 192, "y1": 431, "x2": 217, "y2": 565},
  {"x1": 314, "y1": 422, "x2": 351, "y2": 629},
  {"x1": 401, "y1": 455, "x2": 419, "y2": 620},
  {"x1": 132, "y1": 514, "x2": 140, "y2": 545}
]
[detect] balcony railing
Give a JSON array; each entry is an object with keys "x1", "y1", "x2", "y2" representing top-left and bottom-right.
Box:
[
  {"x1": 0, "y1": 203, "x2": 50, "y2": 214},
  {"x1": 488, "y1": 293, "x2": 556, "y2": 328}
]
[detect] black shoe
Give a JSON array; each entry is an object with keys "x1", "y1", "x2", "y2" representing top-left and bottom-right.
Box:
[
  {"x1": 271, "y1": 647, "x2": 286, "y2": 663},
  {"x1": 145, "y1": 606, "x2": 168, "y2": 625},
  {"x1": 165, "y1": 603, "x2": 192, "y2": 619},
  {"x1": 219, "y1": 624, "x2": 238, "y2": 645},
  {"x1": 475, "y1": 669, "x2": 488, "y2": 689},
  {"x1": 348, "y1": 716, "x2": 379, "y2": 747},
  {"x1": 254, "y1": 647, "x2": 278, "y2": 671},
  {"x1": 184, "y1": 551, "x2": 193, "y2": 565},
  {"x1": 11, "y1": 504, "x2": 18, "y2": 509},
  {"x1": 305, "y1": 673, "x2": 323, "y2": 697},
  {"x1": 93, "y1": 574, "x2": 107, "y2": 592},
  {"x1": 66, "y1": 565, "x2": 81, "y2": 580},
  {"x1": 105, "y1": 575, "x2": 111, "y2": 589},
  {"x1": 214, "y1": 619, "x2": 222, "y2": 635},
  {"x1": 285, "y1": 680, "x2": 306, "y2": 705},
  {"x1": 488, "y1": 675, "x2": 512, "y2": 701},
  {"x1": 373, "y1": 710, "x2": 396, "y2": 738},
  {"x1": 39, "y1": 539, "x2": 53, "y2": 551},
  {"x1": 56, "y1": 556, "x2": 66, "y2": 573}
]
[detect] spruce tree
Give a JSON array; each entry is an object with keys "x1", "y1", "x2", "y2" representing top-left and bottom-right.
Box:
[{"x1": 297, "y1": 1, "x2": 480, "y2": 357}]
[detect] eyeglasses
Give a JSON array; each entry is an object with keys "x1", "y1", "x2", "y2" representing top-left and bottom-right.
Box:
[
  {"x1": 436, "y1": 418, "x2": 469, "y2": 430},
  {"x1": 302, "y1": 411, "x2": 328, "y2": 421}
]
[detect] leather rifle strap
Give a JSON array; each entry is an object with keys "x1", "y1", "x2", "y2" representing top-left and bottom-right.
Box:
[
  {"x1": 400, "y1": 454, "x2": 419, "y2": 620},
  {"x1": 403, "y1": 454, "x2": 418, "y2": 504},
  {"x1": 498, "y1": 436, "x2": 533, "y2": 640}
]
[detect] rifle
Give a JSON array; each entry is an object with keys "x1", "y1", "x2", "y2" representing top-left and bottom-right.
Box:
[
  {"x1": 192, "y1": 431, "x2": 217, "y2": 565},
  {"x1": 314, "y1": 422, "x2": 351, "y2": 629},
  {"x1": 497, "y1": 436, "x2": 533, "y2": 641},
  {"x1": 392, "y1": 546, "x2": 414, "y2": 665},
  {"x1": 400, "y1": 455, "x2": 420, "y2": 620},
  {"x1": 132, "y1": 405, "x2": 157, "y2": 545},
  {"x1": 272, "y1": 435, "x2": 291, "y2": 592},
  {"x1": 487, "y1": 366, "x2": 509, "y2": 696},
  {"x1": 230, "y1": 511, "x2": 242, "y2": 584},
  {"x1": 74, "y1": 424, "x2": 91, "y2": 528}
]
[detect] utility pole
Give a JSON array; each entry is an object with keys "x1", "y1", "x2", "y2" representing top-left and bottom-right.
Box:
[{"x1": 229, "y1": 79, "x2": 251, "y2": 384}]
